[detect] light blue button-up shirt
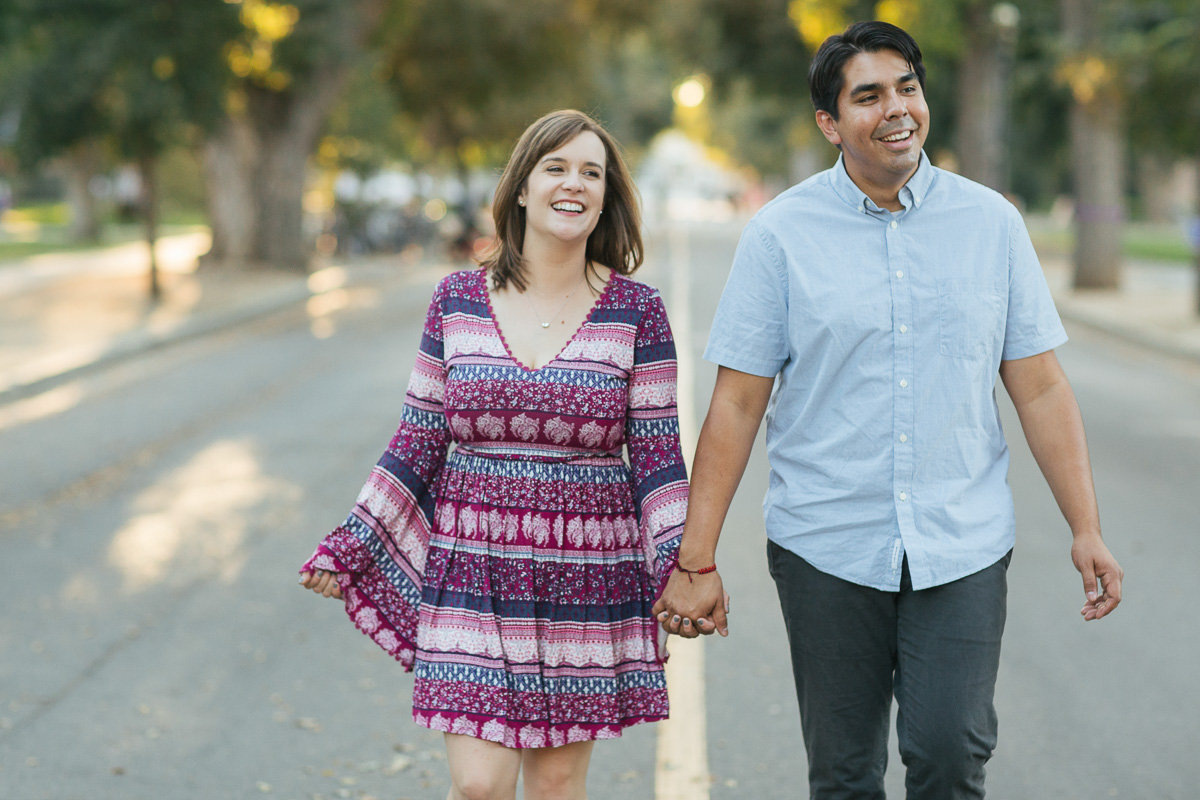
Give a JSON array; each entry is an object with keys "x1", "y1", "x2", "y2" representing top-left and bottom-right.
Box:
[{"x1": 704, "y1": 153, "x2": 1067, "y2": 591}]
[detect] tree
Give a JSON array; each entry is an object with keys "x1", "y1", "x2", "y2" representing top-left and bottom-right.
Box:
[
  {"x1": 200, "y1": 0, "x2": 385, "y2": 272},
  {"x1": 1123, "y1": 0, "x2": 1200, "y2": 313},
  {"x1": 4, "y1": 0, "x2": 240, "y2": 295},
  {"x1": 1059, "y1": 0, "x2": 1124, "y2": 290}
]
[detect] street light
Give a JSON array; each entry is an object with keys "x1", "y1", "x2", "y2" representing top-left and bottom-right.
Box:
[{"x1": 673, "y1": 77, "x2": 706, "y2": 109}]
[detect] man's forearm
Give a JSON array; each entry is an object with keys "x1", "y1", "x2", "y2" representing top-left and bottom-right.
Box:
[
  {"x1": 678, "y1": 368, "x2": 774, "y2": 565},
  {"x1": 1013, "y1": 380, "x2": 1101, "y2": 537}
]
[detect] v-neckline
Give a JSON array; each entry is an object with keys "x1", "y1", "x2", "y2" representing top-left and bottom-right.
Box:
[{"x1": 480, "y1": 267, "x2": 616, "y2": 373}]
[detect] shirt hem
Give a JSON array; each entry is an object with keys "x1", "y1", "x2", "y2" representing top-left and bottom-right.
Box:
[{"x1": 702, "y1": 348, "x2": 783, "y2": 378}]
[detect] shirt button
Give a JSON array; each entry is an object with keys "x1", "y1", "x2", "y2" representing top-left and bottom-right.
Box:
[
  {"x1": 896, "y1": 270, "x2": 904, "y2": 279},
  {"x1": 899, "y1": 324, "x2": 908, "y2": 333},
  {"x1": 900, "y1": 434, "x2": 908, "y2": 443},
  {"x1": 899, "y1": 492, "x2": 908, "y2": 501},
  {"x1": 889, "y1": 220, "x2": 898, "y2": 229},
  {"x1": 899, "y1": 379, "x2": 908, "y2": 388}
]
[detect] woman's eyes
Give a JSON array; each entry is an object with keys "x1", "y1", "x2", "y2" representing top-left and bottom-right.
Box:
[{"x1": 544, "y1": 165, "x2": 602, "y2": 179}]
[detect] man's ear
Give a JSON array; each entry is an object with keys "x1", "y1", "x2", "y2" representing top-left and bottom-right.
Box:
[{"x1": 815, "y1": 110, "x2": 841, "y2": 146}]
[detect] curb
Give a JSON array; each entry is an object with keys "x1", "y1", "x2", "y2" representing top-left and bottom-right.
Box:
[
  {"x1": 0, "y1": 279, "x2": 314, "y2": 405},
  {"x1": 1054, "y1": 301, "x2": 1200, "y2": 365}
]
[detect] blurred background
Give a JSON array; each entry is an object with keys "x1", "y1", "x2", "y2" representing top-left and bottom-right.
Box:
[
  {"x1": 0, "y1": 0, "x2": 1197, "y2": 289},
  {"x1": 2, "y1": 2, "x2": 1199, "y2": 799}
]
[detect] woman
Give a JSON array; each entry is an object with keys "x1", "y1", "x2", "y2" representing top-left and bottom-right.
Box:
[{"x1": 299, "y1": 109, "x2": 688, "y2": 800}]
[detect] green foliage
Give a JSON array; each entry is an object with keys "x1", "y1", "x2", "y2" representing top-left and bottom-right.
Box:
[
  {"x1": 3, "y1": 0, "x2": 241, "y2": 165},
  {"x1": 378, "y1": 0, "x2": 612, "y2": 169},
  {"x1": 1124, "y1": 1, "x2": 1200, "y2": 158}
]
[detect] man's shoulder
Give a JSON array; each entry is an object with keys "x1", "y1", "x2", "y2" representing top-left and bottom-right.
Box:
[
  {"x1": 928, "y1": 167, "x2": 1021, "y2": 220},
  {"x1": 751, "y1": 169, "x2": 838, "y2": 229}
]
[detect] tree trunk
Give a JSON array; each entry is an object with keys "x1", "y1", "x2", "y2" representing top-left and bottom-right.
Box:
[
  {"x1": 62, "y1": 141, "x2": 101, "y2": 243},
  {"x1": 201, "y1": 114, "x2": 259, "y2": 267},
  {"x1": 253, "y1": 62, "x2": 351, "y2": 271},
  {"x1": 199, "y1": 0, "x2": 385, "y2": 272},
  {"x1": 1135, "y1": 154, "x2": 1195, "y2": 223},
  {"x1": 956, "y1": 2, "x2": 1018, "y2": 192},
  {"x1": 201, "y1": 74, "x2": 347, "y2": 273},
  {"x1": 138, "y1": 154, "x2": 161, "y2": 300},
  {"x1": 1062, "y1": 0, "x2": 1124, "y2": 290}
]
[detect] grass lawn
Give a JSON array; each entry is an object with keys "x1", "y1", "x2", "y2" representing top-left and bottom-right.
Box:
[
  {"x1": 0, "y1": 203, "x2": 207, "y2": 263},
  {"x1": 1026, "y1": 215, "x2": 1196, "y2": 264}
]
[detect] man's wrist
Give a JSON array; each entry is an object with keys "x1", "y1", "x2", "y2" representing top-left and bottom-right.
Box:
[{"x1": 1069, "y1": 525, "x2": 1103, "y2": 540}]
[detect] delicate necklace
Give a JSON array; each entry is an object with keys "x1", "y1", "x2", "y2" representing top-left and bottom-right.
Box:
[{"x1": 524, "y1": 278, "x2": 585, "y2": 329}]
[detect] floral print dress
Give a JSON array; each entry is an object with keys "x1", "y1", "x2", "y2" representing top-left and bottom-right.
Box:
[{"x1": 302, "y1": 268, "x2": 687, "y2": 748}]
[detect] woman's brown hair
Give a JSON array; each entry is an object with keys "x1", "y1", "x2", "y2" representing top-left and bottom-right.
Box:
[{"x1": 481, "y1": 109, "x2": 643, "y2": 292}]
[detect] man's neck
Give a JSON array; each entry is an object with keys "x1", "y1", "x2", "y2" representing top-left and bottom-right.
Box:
[{"x1": 842, "y1": 162, "x2": 918, "y2": 212}]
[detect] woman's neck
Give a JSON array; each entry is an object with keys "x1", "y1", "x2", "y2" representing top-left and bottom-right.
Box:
[{"x1": 519, "y1": 236, "x2": 590, "y2": 295}]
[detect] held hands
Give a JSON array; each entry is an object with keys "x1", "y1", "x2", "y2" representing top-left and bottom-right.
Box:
[
  {"x1": 1071, "y1": 532, "x2": 1123, "y2": 621},
  {"x1": 652, "y1": 567, "x2": 729, "y2": 639},
  {"x1": 299, "y1": 569, "x2": 344, "y2": 601}
]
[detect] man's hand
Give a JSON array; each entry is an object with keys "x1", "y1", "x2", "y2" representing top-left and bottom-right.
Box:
[
  {"x1": 652, "y1": 568, "x2": 728, "y2": 638},
  {"x1": 1071, "y1": 532, "x2": 1123, "y2": 621},
  {"x1": 299, "y1": 569, "x2": 344, "y2": 600}
]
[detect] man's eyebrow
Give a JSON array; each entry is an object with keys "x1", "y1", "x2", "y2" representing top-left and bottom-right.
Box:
[
  {"x1": 849, "y1": 73, "x2": 918, "y2": 97},
  {"x1": 849, "y1": 82, "x2": 883, "y2": 97}
]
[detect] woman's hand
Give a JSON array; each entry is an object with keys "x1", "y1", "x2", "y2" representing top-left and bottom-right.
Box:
[
  {"x1": 299, "y1": 569, "x2": 344, "y2": 600},
  {"x1": 652, "y1": 569, "x2": 729, "y2": 638}
]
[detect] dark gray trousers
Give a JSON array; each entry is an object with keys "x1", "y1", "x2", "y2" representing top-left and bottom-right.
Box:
[{"x1": 767, "y1": 541, "x2": 1011, "y2": 800}]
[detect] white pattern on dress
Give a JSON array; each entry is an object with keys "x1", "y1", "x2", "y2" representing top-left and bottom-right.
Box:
[
  {"x1": 476, "y1": 412, "x2": 505, "y2": 440},
  {"x1": 510, "y1": 413, "x2": 540, "y2": 441},
  {"x1": 579, "y1": 420, "x2": 606, "y2": 448},
  {"x1": 544, "y1": 416, "x2": 575, "y2": 445}
]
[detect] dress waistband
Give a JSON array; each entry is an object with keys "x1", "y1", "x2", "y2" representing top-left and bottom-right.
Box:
[{"x1": 453, "y1": 444, "x2": 623, "y2": 466}]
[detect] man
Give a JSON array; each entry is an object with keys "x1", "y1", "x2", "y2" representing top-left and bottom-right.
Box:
[{"x1": 652, "y1": 20, "x2": 1123, "y2": 800}]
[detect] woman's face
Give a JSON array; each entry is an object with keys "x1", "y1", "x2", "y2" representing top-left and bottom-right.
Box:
[{"x1": 518, "y1": 131, "x2": 606, "y2": 248}]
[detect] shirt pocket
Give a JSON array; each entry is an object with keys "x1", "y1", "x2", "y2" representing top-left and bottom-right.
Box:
[{"x1": 938, "y1": 282, "x2": 1003, "y2": 361}]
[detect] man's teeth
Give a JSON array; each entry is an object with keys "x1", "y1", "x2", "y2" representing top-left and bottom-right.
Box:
[
  {"x1": 553, "y1": 202, "x2": 584, "y2": 212},
  {"x1": 882, "y1": 131, "x2": 912, "y2": 142}
]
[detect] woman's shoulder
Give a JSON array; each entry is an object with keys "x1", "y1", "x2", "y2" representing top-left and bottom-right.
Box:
[
  {"x1": 605, "y1": 272, "x2": 665, "y2": 309},
  {"x1": 433, "y1": 267, "x2": 487, "y2": 301}
]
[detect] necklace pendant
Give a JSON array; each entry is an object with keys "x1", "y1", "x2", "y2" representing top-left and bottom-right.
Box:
[{"x1": 540, "y1": 322, "x2": 550, "y2": 328}]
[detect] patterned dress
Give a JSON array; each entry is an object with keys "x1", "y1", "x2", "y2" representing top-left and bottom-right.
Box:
[{"x1": 302, "y1": 268, "x2": 688, "y2": 748}]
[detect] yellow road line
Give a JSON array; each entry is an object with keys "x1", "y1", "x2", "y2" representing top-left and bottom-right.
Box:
[{"x1": 655, "y1": 222, "x2": 710, "y2": 800}]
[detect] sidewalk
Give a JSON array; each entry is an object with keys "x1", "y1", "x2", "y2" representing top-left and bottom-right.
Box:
[
  {"x1": 1041, "y1": 254, "x2": 1200, "y2": 362},
  {"x1": 0, "y1": 233, "x2": 1197, "y2": 406},
  {"x1": 0, "y1": 233, "x2": 446, "y2": 404}
]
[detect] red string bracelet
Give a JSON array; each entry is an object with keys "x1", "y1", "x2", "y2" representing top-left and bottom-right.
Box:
[{"x1": 675, "y1": 563, "x2": 717, "y2": 583}]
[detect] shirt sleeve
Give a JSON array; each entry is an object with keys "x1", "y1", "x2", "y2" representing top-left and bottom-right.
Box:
[
  {"x1": 1001, "y1": 209, "x2": 1068, "y2": 360},
  {"x1": 299, "y1": 279, "x2": 452, "y2": 671},
  {"x1": 625, "y1": 290, "x2": 688, "y2": 606},
  {"x1": 703, "y1": 217, "x2": 790, "y2": 377}
]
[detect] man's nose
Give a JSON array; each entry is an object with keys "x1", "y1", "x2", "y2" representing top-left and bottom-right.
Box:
[{"x1": 882, "y1": 90, "x2": 909, "y2": 118}]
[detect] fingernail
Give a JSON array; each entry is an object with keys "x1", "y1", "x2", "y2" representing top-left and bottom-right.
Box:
[
  {"x1": 1087, "y1": 591, "x2": 1097, "y2": 601},
  {"x1": 671, "y1": 616, "x2": 680, "y2": 624}
]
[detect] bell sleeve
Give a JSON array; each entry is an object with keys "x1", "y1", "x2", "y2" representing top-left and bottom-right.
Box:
[
  {"x1": 299, "y1": 279, "x2": 452, "y2": 670},
  {"x1": 625, "y1": 289, "x2": 688, "y2": 599}
]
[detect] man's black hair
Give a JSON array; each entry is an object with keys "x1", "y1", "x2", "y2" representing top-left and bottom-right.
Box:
[{"x1": 808, "y1": 21, "x2": 926, "y2": 121}]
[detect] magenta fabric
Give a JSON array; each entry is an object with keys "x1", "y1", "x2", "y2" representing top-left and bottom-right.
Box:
[{"x1": 302, "y1": 269, "x2": 687, "y2": 747}]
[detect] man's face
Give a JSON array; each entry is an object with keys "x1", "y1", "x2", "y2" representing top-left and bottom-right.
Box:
[{"x1": 815, "y1": 49, "x2": 929, "y2": 196}]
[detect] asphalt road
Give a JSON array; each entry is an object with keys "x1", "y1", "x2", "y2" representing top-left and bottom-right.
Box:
[{"x1": 1, "y1": 222, "x2": 1197, "y2": 799}]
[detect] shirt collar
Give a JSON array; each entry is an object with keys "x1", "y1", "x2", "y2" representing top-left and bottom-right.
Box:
[{"x1": 829, "y1": 150, "x2": 934, "y2": 215}]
